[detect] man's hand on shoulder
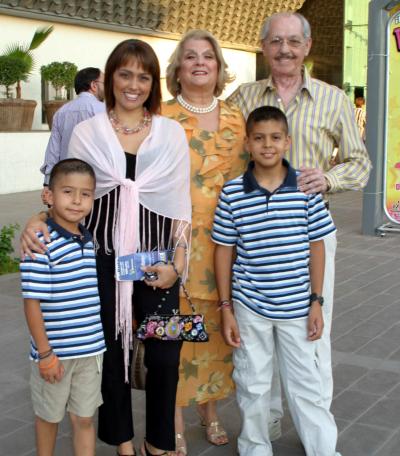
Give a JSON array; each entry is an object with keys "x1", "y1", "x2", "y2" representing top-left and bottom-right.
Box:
[{"x1": 298, "y1": 167, "x2": 329, "y2": 194}]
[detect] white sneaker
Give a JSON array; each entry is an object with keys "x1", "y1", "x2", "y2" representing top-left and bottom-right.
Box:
[{"x1": 268, "y1": 419, "x2": 282, "y2": 441}]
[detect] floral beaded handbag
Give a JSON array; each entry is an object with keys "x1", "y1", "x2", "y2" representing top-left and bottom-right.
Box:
[{"x1": 135, "y1": 278, "x2": 209, "y2": 343}]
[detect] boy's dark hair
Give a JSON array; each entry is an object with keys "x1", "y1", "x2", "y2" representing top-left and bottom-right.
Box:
[
  {"x1": 49, "y1": 159, "x2": 96, "y2": 189},
  {"x1": 74, "y1": 67, "x2": 101, "y2": 94},
  {"x1": 246, "y1": 106, "x2": 289, "y2": 136}
]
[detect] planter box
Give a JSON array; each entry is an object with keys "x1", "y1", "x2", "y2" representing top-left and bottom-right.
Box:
[
  {"x1": 43, "y1": 100, "x2": 68, "y2": 129},
  {"x1": 0, "y1": 99, "x2": 37, "y2": 131}
]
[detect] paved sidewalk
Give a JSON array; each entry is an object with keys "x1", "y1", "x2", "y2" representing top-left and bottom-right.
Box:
[{"x1": 0, "y1": 190, "x2": 399, "y2": 456}]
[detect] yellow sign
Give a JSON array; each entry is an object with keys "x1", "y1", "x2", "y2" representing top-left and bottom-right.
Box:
[{"x1": 385, "y1": 5, "x2": 400, "y2": 223}]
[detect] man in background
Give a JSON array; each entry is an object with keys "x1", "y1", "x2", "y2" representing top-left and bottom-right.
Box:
[{"x1": 40, "y1": 67, "x2": 105, "y2": 203}]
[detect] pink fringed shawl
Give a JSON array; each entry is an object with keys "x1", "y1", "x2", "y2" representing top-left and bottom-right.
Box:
[{"x1": 68, "y1": 112, "x2": 191, "y2": 380}]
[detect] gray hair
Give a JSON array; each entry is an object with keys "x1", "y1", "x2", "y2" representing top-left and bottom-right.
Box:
[{"x1": 260, "y1": 12, "x2": 311, "y2": 41}]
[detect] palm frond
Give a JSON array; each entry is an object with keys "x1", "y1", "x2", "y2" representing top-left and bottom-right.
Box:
[
  {"x1": 3, "y1": 45, "x2": 33, "y2": 74},
  {"x1": 28, "y1": 26, "x2": 53, "y2": 51}
]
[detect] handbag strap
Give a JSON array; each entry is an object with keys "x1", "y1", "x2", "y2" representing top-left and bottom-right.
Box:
[
  {"x1": 179, "y1": 277, "x2": 197, "y2": 314},
  {"x1": 171, "y1": 261, "x2": 197, "y2": 314}
]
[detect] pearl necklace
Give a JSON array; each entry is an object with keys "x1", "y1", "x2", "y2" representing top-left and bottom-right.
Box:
[
  {"x1": 109, "y1": 108, "x2": 151, "y2": 135},
  {"x1": 177, "y1": 94, "x2": 218, "y2": 114}
]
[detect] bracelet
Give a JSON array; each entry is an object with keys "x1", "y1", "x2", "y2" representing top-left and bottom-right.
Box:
[
  {"x1": 218, "y1": 300, "x2": 233, "y2": 311},
  {"x1": 39, "y1": 354, "x2": 58, "y2": 371},
  {"x1": 38, "y1": 348, "x2": 53, "y2": 360}
]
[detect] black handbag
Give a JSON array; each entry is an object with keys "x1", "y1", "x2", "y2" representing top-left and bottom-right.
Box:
[{"x1": 136, "y1": 278, "x2": 209, "y2": 342}]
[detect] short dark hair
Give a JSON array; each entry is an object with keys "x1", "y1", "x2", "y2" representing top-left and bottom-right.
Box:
[
  {"x1": 104, "y1": 39, "x2": 161, "y2": 114},
  {"x1": 74, "y1": 67, "x2": 101, "y2": 94},
  {"x1": 246, "y1": 106, "x2": 289, "y2": 136},
  {"x1": 49, "y1": 159, "x2": 96, "y2": 189}
]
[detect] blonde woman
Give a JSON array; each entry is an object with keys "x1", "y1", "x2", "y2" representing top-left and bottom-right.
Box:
[{"x1": 162, "y1": 30, "x2": 248, "y2": 455}]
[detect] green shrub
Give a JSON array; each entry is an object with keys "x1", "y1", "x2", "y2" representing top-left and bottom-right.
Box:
[
  {"x1": 0, "y1": 223, "x2": 20, "y2": 275},
  {"x1": 41, "y1": 61, "x2": 77, "y2": 99},
  {"x1": 0, "y1": 56, "x2": 29, "y2": 98}
]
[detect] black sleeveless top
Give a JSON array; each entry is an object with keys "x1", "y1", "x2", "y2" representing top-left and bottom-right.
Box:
[{"x1": 85, "y1": 153, "x2": 172, "y2": 255}]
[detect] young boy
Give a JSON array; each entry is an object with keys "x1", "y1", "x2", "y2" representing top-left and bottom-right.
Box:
[
  {"x1": 20, "y1": 159, "x2": 106, "y2": 456},
  {"x1": 212, "y1": 106, "x2": 341, "y2": 456}
]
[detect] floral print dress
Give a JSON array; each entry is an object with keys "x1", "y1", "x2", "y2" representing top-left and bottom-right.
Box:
[{"x1": 162, "y1": 99, "x2": 248, "y2": 405}]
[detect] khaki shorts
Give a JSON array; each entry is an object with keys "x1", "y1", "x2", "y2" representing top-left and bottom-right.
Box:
[{"x1": 30, "y1": 354, "x2": 103, "y2": 423}]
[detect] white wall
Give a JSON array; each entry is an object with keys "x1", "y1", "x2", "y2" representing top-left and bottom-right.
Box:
[
  {"x1": 0, "y1": 14, "x2": 256, "y2": 194},
  {"x1": 0, "y1": 132, "x2": 50, "y2": 193}
]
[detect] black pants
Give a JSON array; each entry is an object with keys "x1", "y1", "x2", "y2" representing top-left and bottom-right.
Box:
[{"x1": 96, "y1": 254, "x2": 182, "y2": 450}]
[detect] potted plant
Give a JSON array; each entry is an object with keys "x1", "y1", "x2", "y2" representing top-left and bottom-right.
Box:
[
  {"x1": 0, "y1": 26, "x2": 53, "y2": 131},
  {"x1": 41, "y1": 61, "x2": 77, "y2": 129},
  {"x1": 0, "y1": 55, "x2": 30, "y2": 130}
]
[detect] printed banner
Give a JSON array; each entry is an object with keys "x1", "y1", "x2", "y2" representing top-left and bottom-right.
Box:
[{"x1": 384, "y1": 5, "x2": 400, "y2": 223}]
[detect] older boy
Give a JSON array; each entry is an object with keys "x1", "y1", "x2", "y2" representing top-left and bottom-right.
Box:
[
  {"x1": 212, "y1": 107, "x2": 341, "y2": 455},
  {"x1": 20, "y1": 159, "x2": 106, "y2": 456}
]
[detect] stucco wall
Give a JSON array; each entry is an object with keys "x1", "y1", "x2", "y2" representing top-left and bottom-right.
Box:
[
  {"x1": 0, "y1": 132, "x2": 50, "y2": 193},
  {"x1": 0, "y1": 14, "x2": 256, "y2": 194}
]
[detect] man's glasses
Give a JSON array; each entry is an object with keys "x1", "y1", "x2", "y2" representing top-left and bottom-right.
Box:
[{"x1": 267, "y1": 37, "x2": 305, "y2": 48}]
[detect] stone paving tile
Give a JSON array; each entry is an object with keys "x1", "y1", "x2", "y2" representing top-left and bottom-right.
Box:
[
  {"x1": 331, "y1": 390, "x2": 381, "y2": 421},
  {"x1": 337, "y1": 423, "x2": 393, "y2": 456},
  {"x1": 357, "y1": 398, "x2": 400, "y2": 430},
  {"x1": 375, "y1": 430, "x2": 400, "y2": 456},
  {"x1": 332, "y1": 364, "x2": 369, "y2": 391},
  {"x1": 332, "y1": 332, "x2": 372, "y2": 353},
  {"x1": 348, "y1": 369, "x2": 400, "y2": 396}
]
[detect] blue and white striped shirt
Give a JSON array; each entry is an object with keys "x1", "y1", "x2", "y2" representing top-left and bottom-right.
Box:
[
  {"x1": 212, "y1": 160, "x2": 336, "y2": 320},
  {"x1": 20, "y1": 219, "x2": 106, "y2": 360}
]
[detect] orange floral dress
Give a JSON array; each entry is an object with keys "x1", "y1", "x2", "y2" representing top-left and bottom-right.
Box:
[{"x1": 162, "y1": 99, "x2": 248, "y2": 406}]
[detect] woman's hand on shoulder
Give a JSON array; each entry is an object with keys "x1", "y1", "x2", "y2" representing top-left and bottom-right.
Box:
[{"x1": 20, "y1": 213, "x2": 50, "y2": 259}]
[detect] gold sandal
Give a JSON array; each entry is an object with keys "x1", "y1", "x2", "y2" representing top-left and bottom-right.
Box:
[
  {"x1": 205, "y1": 421, "x2": 228, "y2": 446},
  {"x1": 175, "y1": 433, "x2": 187, "y2": 455}
]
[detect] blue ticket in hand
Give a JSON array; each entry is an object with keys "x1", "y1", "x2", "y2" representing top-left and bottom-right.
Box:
[{"x1": 115, "y1": 250, "x2": 171, "y2": 281}]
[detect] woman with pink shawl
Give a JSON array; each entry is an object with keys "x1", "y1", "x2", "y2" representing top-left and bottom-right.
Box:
[{"x1": 20, "y1": 40, "x2": 191, "y2": 456}]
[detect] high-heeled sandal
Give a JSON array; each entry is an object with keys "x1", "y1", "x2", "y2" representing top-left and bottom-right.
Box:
[
  {"x1": 204, "y1": 421, "x2": 228, "y2": 446},
  {"x1": 175, "y1": 433, "x2": 187, "y2": 455},
  {"x1": 117, "y1": 451, "x2": 136, "y2": 456},
  {"x1": 197, "y1": 407, "x2": 228, "y2": 446}
]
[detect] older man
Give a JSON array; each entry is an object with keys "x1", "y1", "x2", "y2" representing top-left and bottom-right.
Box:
[{"x1": 228, "y1": 10, "x2": 371, "y2": 439}]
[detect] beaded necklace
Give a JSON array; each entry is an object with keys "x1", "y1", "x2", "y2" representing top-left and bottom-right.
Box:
[
  {"x1": 177, "y1": 94, "x2": 218, "y2": 114},
  {"x1": 109, "y1": 108, "x2": 151, "y2": 135}
]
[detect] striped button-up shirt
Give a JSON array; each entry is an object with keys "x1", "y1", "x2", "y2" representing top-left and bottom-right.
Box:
[
  {"x1": 227, "y1": 67, "x2": 371, "y2": 194},
  {"x1": 40, "y1": 92, "x2": 105, "y2": 184},
  {"x1": 212, "y1": 160, "x2": 336, "y2": 320}
]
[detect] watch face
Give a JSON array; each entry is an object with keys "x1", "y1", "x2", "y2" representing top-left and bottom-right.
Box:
[{"x1": 310, "y1": 293, "x2": 324, "y2": 305}]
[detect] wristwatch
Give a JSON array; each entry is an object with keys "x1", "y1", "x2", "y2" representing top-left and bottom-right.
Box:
[{"x1": 310, "y1": 293, "x2": 324, "y2": 306}]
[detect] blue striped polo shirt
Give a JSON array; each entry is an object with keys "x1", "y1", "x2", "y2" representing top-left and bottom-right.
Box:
[
  {"x1": 20, "y1": 219, "x2": 106, "y2": 360},
  {"x1": 212, "y1": 160, "x2": 336, "y2": 320}
]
